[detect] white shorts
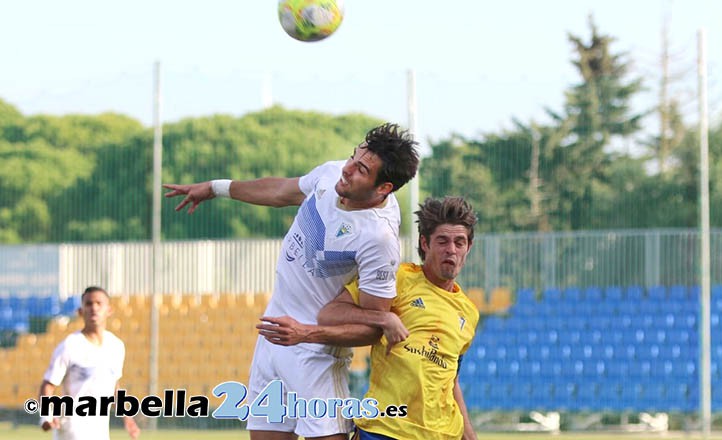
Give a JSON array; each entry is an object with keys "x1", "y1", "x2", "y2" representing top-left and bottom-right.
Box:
[{"x1": 246, "y1": 336, "x2": 354, "y2": 437}]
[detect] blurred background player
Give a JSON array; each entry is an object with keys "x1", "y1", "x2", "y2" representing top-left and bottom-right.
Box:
[
  {"x1": 39, "y1": 286, "x2": 140, "y2": 440},
  {"x1": 259, "y1": 196, "x2": 479, "y2": 440},
  {"x1": 163, "y1": 123, "x2": 419, "y2": 440}
]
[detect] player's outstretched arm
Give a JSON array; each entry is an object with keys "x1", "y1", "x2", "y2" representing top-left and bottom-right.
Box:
[
  {"x1": 257, "y1": 316, "x2": 381, "y2": 347},
  {"x1": 453, "y1": 375, "x2": 478, "y2": 440},
  {"x1": 116, "y1": 383, "x2": 141, "y2": 439},
  {"x1": 318, "y1": 290, "x2": 409, "y2": 354},
  {"x1": 38, "y1": 380, "x2": 60, "y2": 431},
  {"x1": 163, "y1": 176, "x2": 304, "y2": 214}
]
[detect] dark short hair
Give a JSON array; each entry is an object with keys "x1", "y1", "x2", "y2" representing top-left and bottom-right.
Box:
[
  {"x1": 81, "y1": 286, "x2": 109, "y2": 302},
  {"x1": 363, "y1": 123, "x2": 419, "y2": 192},
  {"x1": 416, "y1": 196, "x2": 477, "y2": 261}
]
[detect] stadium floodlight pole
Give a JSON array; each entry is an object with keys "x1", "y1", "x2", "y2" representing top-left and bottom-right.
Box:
[
  {"x1": 407, "y1": 69, "x2": 420, "y2": 264},
  {"x1": 149, "y1": 59, "x2": 163, "y2": 431},
  {"x1": 697, "y1": 28, "x2": 711, "y2": 439}
]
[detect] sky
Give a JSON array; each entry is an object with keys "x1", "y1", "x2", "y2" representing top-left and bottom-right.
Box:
[{"x1": 1, "y1": 0, "x2": 721, "y2": 153}]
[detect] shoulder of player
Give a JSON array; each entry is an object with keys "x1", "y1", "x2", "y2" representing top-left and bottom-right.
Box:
[
  {"x1": 103, "y1": 330, "x2": 125, "y2": 346},
  {"x1": 455, "y1": 288, "x2": 481, "y2": 327},
  {"x1": 393, "y1": 263, "x2": 424, "y2": 299}
]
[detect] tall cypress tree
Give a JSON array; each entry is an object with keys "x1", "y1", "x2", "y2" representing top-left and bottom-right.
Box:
[{"x1": 551, "y1": 17, "x2": 645, "y2": 229}]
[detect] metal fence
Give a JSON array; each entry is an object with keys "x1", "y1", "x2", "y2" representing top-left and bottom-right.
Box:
[{"x1": 1, "y1": 228, "x2": 719, "y2": 299}]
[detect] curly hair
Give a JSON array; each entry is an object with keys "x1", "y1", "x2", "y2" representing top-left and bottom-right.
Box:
[{"x1": 363, "y1": 123, "x2": 419, "y2": 192}]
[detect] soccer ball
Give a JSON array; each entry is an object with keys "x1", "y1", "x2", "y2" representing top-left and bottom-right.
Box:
[{"x1": 278, "y1": 0, "x2": 344, "y2": 42}]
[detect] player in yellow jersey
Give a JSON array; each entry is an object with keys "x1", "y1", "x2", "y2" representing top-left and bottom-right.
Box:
[{"x1": 258, "y1": 196, "x2": 479, "y2": 440}]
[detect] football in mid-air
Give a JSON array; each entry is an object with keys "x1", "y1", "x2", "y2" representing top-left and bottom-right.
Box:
[{"x1": 278, "y1": 0, "x2": 344, "y2": 42}]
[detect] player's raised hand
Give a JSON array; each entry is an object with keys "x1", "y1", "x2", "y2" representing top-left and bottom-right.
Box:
[
  {"x1": 163, "y1": 182, "x2": 214, "y2": 214},
  {"x1": 257, "y1": 316, "x2": 311, "y2": 346},
  {"x1": 380, "y1": 312, "x2": 409, "y2": 355}
]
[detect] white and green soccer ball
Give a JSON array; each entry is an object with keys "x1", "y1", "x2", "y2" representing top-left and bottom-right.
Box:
[{"x1": 278, "y1": 0, "x2": 344, "y2": 42}]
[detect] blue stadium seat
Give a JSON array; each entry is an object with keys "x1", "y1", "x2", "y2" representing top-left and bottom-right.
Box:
[
  {"x1": 670, "y1": 359, "x2": 696, "y2": 379},
  {"x1": 563, "y1": 287, "x2": 582, "y2": 302},
  {"x1": 579, "y1": 329, "x2": 603, "y2": 345},
  {"x1": 640, "y1": 383, "x2": 666, "y2": 412},
  {"x1": 530, "y1": 383, "x2": 554, "y2": 411},
  {"x1": 648, "y1": 329, "x2": 667, "y2": 344},
  {"x1": 668, "y1": 329, "x2": 695, "y2": 344},
  {"x1": 510, "y1": 301, "x2": 536, "y2": 317},
  {"x1": 582, "y1": 360, "x2": 606, "y2": 377},
  {"x1": 673, "y1": 313, "x2": 696, "y2": 330},
  {"x1": 0, "y1": 306, "x2": 14, "y2": 330},
  {"x1": 712, "y1": 284, "x2": 722, "y2": 299},
  {"x1": 540, "y1": 360, "x2": 562, "y2": 378},
  {"x1": 542, "y1": 287, "x2": 561, "y2": 303},
  {"x1": 527, "y1": 344, "x2": 551, "y2": 361},
  {"x1": 653, "y1": 313, "x2": 675, "y2": 329},
  {"x1": 29, "y1": 295, "x2": 60, "y2": 317},
  {"x1": 9, "y1": 296, "x2": 29, "y2": 311},
  {"x1": 636, "y1": 344, "x2": 661, "y2": 361},
  {"x1": 604, "y1": 286, "x2": 624, "y2": 301},
  {"x1": 583, "y1": 286, "x2": 603, "y2": 302},
  {"x1": 516, "y1": 288, "x2": 536, "y2": 303},
  {"x1": 610, "y1": 314, "x2": 633, "y2": 329},
  {"x1": 639, "y1": 300, "x2": 660, "y2": 315},
  {"x1": 557, "y1": 330, "x2": 581, "y2": 345},
  {"x1": 669, "y1": 285, "x2": 689, "y2": 301},
  {"x1": 518, "y1": 360, "x2": 541, "y2": 377},
  {"x1": 666, "y1": 383, "x2": 691, "y2": 412},
  {"x1": 619, "y1": 383, "x2": 642, "y2": 411},
  {"x1": 594, "y1": 303, "x2": 617, "y2": 317},
  {"x1": 523, "y1": 316, "x2": 546, "y2": 331},
  {"x1": 507, "y1": 383, "x2": 532, "y2": 411},
  {"x1": 599, "y1": 383, "x2": 622, "y2": 411},
  {"x1": 576, "y1": 382, "x2": 599, "y2": 410},
  {"x1": 541, "y1": 329, "x2": 559, "y2": 344},
  {"x1": 626, "y1": 285, "x2": 645, "y2": 301},
  {"x1": 648, "y1": 285, "x2": 667, "y2": 301},
  {"x1": 552, "y1": 382, "x2": 575, "y2": 411},
  {"x1": 574, "y1": 302, "x2": 595, "y2": 316}
]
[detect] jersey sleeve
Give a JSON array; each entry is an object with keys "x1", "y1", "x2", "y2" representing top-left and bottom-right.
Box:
[
  {"x1": 355, "y1": 228, "x2": 400, "y2": 299},
  {"x1": 298, "y1": 161, "x2": 342, "y2": 196},
  {"x1": 43, "y1": 340, "x2": 70, "y2": 386}
]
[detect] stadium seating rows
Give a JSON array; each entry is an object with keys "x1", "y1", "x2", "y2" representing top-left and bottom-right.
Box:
[
  {"x1": 459, "y1": 284, "x2": 722, "y2": 413},
  {"x1": 3, "y1": 285, "x2": 722, "y2": 414}
]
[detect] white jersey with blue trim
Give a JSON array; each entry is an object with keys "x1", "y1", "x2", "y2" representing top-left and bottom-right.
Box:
[{"x1": 265, "y1": 160, "x2": 400, "y2": 347}]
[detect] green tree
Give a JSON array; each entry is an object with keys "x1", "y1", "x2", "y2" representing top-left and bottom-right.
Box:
[{"x1": 549, "y1": 17, "x2": 645, "y2": 229}]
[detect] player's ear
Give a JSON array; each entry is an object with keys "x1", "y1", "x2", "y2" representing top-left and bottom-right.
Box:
[
  {"x1": 420, "y1": 235, "x2": 430, "y2": 254},
  {"x1": 376, "y1": 182, "x2": 393, "y2": 197}
]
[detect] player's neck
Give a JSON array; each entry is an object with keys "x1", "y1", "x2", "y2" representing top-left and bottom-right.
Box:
[
  {"x1": 81, "y1": 326, "x2": 105, "y2": 345},
  {"x1": 421, "y1": 264, "x2": 456, "y2": 292}
]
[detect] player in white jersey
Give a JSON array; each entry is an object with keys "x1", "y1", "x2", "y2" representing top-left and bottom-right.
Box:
[
  {"x1": 164, "y1": 123, "x2": 419, "y2": 440},
  {"x1": 39, "y1": 286, "x2": 140, "y2": 440}
]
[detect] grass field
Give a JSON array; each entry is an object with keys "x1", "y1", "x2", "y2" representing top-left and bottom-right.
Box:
[{"x1": 4, "y1": 425, "x2": 722, "y2": 440}]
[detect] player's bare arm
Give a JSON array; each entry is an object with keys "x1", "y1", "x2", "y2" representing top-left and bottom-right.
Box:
[
  {"x1": 453, "y1": 375, "x2": 478, "y2": 440},
  {"x1": 38, "y1": 380, "x2": 60, "y2": 431},
  {"x1": 256, "y1": 315, "x2": 381, "y2": 347},
  {"x1": 318, "y1": 290, "x2": 409, "y2": 354},
  {"x1": 163, "y1": 176, "x2": 304, "y2": 214},
  {"x1": 116, "y1": 383, "x2": 141, "y2": 439}
]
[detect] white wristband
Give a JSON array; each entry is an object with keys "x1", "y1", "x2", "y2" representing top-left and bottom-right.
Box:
[
  {"x1": 40, "y1": 415, "x2": 54, "y2": 425},
  {"x1": 211, "y1": 179, "x2": 232, "y2": 198}
]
